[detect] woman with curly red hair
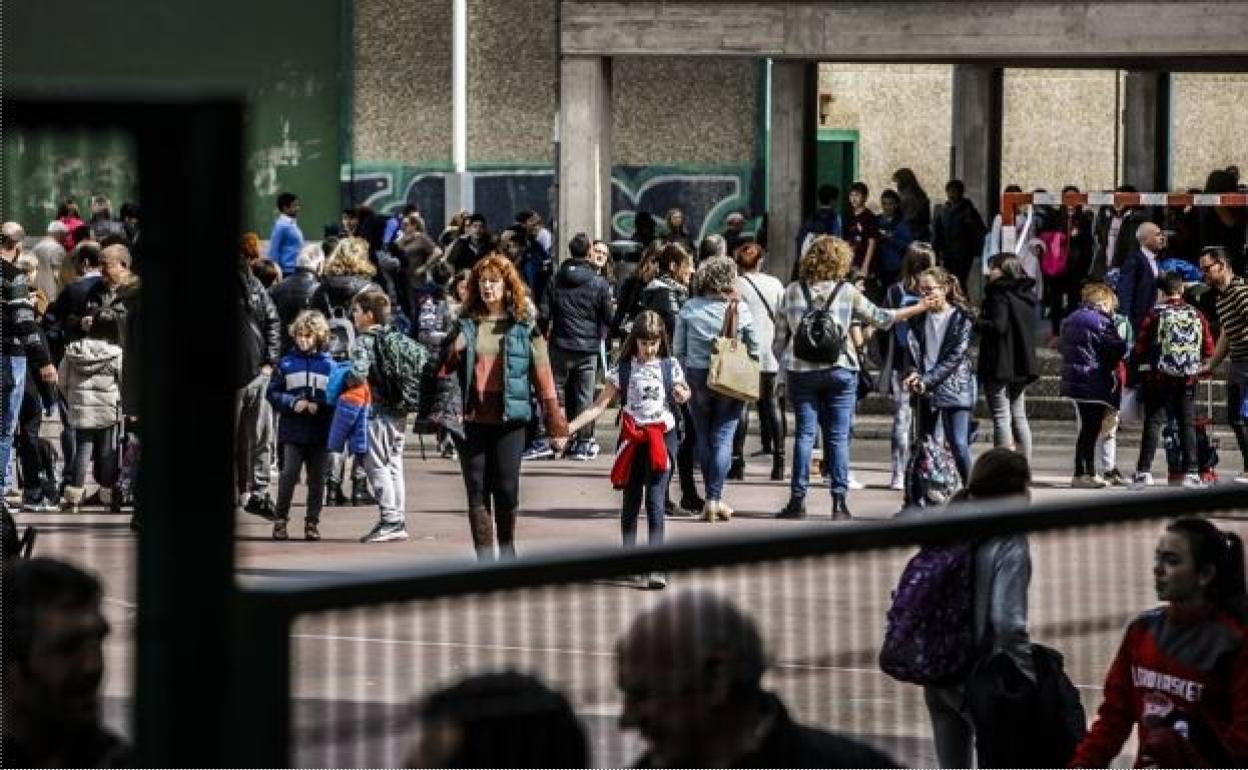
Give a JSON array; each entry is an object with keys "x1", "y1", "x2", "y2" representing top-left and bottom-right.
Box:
[{"x1": 439, "y1": 254, "x2": 569, "y2": 560}]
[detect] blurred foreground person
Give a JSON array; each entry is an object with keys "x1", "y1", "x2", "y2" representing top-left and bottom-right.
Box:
[
  {"x1": 407, "y1": 671, "x2": 587, "y2": 768},
  {"x1": 617, "y1": 590, "x2": 898, "y2": 767},
  {"x1": 2, "y1": 557, "x2": 129, "y2": 767}
]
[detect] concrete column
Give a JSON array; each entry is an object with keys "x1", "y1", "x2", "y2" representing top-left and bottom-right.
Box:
[
  {"x1": 768, "y1": 59, "x2": 813, "y2": 283},
  {"x1": 1123, "y1": 70, "x2": 1172, "y2": 192},
  {"x1": 558, "y1": 55, "x2": 612, "y2": 250},
  {"x1": 951, "y1": 64, "x2": 1003, "y2": 218}
]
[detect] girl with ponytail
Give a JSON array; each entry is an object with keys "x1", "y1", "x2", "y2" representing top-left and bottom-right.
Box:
[{"x1": 1072, "y1": 517, "x2": 1248, "y2": 767}]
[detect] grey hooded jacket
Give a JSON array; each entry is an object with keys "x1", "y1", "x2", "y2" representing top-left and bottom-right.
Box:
[{"x1": 58, "y1": 338, "x2": 123, "y2": 429}]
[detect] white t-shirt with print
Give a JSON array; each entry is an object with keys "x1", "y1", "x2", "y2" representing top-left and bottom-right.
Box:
[{"x1": 606, "y1": 355, "x2": 687, "y2": 430}]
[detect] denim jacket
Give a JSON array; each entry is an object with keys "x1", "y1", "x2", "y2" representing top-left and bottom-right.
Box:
[{"x1": 673, "y1": 296, "x2": 760, "y2": 371}]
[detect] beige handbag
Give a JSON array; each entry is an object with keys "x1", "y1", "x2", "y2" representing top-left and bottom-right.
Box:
[{"x1": 707, "y1": 299, "x2": 760, "y2": 402}]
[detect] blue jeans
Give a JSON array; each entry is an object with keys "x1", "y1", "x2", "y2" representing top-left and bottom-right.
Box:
[
  {"x1": 685, "y1": 368, "x2": 744, "y2": 502},
  {"x1": 1, "y1": 356, "x2": 27, "y2": 492},
  {"x1": 918, "y1": 399, "x2": 972, "y2": 483},
  {"x1": 789, "y1": 367, "x2": 857, "y2": 497},
  {"x1": 621, "y1": 430, "x2": 677, "y2": 547}
]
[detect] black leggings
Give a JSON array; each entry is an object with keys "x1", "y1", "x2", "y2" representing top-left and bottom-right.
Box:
[
  {"x1": 455, "y1": 420, "x2": 526, "y2": 514},
  {"x1": 676, "y1": 403, "x2": 699, "y2": 500},
  {"x1": 1075, "y1": 401, "x2": 1108, "y2": 477},
  {"x1": 733, "y1": 372, "x2": 785, "y2": 459}
]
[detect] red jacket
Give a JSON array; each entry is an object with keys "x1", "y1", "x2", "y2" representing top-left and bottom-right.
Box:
[
  {"x1": 610, "y1": 412, "x2": 670, "y2": 489},
  {"x1": 1071, "y1": 606, "x2": 1248, "y2": 767}
]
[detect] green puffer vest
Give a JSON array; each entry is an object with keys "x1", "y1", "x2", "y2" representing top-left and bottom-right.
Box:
[{"x1": 457, "y1": 317, "x2": 535, "y2": 423}]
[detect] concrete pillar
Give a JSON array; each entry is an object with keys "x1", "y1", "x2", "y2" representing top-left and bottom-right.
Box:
[
  {"x1": 951, "y1": 64, "x2": 1003, "y2": 218},
  {"x1": 558, "y1": 55, "x2": 612, "y2": 251},
  {"x1": 768, "y1": 59, "x2": 813, "y2": 283},
  {"x1": 1123, "y1": 70, "x2": 1172, "y2": 192}
]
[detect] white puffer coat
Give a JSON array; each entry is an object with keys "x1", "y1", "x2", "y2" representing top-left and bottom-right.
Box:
[{"x1": 58, "y1": 338, "x2": 123, "y2": 429}]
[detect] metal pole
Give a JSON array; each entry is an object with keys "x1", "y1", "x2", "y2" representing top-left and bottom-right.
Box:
[{"x1": 452, "y1": 0, "x2": 473, "y2": 214}]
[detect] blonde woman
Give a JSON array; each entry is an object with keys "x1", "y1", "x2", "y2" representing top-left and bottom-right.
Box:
[
  {"x1": 774, "y1": 236, "x2": 931, "y2": 520},
  {"x1": 1058, "y1": 282, "x2": 1127, "y2": 488},
  {"x1": 308, "y1": 237, "x2": 381, "y2": 506}
]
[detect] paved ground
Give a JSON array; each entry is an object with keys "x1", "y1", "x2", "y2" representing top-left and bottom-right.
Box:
[{"x1": 18, "y1": 426, "x2": 1248, "y2": 767}]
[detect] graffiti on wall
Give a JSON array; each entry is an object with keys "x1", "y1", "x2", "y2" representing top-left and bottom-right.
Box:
[
  {"x1": 344, "y1": 163, "x2": 764, "y2": 243},
  {"x1": 2, "y1": 128, "x2": 138, "y2": 230}
]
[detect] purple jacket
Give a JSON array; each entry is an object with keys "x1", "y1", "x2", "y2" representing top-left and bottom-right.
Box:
[{"x1": 1059, "y1": 304, "x2": 1127, "y2": 406}]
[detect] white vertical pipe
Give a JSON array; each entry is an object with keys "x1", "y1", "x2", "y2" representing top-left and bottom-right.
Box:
[
  {"x1": 452, "y1": 0, "x2": 472, "y2": 212},
  {"x1": 453, "y1": 0, "x2": 467, "y2": 172}
]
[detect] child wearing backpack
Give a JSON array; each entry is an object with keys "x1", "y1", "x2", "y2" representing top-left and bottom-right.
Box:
[
  {"x1": 880, "y1": 448, "x2": 1040, "y2": 768},
  {"x1": 56, "y1": 309, "x2": 123, "y2": 512},
  {"x1": 565, "y1": 311, "x2": 690, "y2": 589},
  {"x1": 900, "y1": 266, "x2": 976, "y2": 485},
  {"x1": 349, "y1": 289, "x2": 427, "y2": 543},
  {"x1": 265, "y1": 310, "x2": 335, "y2": 541},
  {"x1": 1128, "y1": 271, "x2": 1214, "y2": 490}
]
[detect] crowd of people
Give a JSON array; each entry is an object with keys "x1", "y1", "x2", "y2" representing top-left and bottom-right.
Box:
[
  {"x1": 5, "y1": 163, "x2": 1248, "y2": 543},
  {"x1": 5, "y1": 167, "x2": 1248, "y2": 764}
]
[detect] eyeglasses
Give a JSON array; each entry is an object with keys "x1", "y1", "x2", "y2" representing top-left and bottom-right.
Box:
[{"x1": 917, "y1": 284, "x2": 941, "y2": 294}]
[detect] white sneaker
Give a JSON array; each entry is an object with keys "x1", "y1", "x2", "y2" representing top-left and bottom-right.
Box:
[
  {"x1": 1072, "y1": 474, "x2": 1109, "y2": 489},
  {"x1": 889, "y1": 471, "x2": 905, "y2": 492},
  {"x1": 847, "y1": 474, "x2": 866, "y2": 491},
  {"x1": 1128, "y1": 472, "x2": 1154, "y2": 491},
  {"x1": 1182, "y1": 473, "x2": 1206, "y2": 489},
  {"x1": 1235, "y1": 472, "x2": 1248, "y2": 484}
]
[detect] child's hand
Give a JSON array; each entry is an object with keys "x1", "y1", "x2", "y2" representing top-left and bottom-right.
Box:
[
  {"x1": 673, "y1": 383, "x2": 691, "y2": 404},
  {"x1": 293, "y1": 399, "x2": 308, "y2": 414},
  {"x1": 306, "y1": 402, "x2": 319, "y2": 415}
]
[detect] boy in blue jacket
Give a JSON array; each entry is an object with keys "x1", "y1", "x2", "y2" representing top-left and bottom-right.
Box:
[{"x1": 266, "y1": 310, "x2": 335, "y2": 540}]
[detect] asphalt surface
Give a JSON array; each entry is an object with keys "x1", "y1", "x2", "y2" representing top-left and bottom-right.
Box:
[{"x1": 18, "y1": 429, "x2": 1248, "y2": 767}]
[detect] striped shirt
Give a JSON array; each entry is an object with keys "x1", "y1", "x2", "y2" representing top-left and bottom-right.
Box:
[
  {"x1": 1215, "y1": 278, "x2": 1248, "y2": 363},
  {"x1": 773, "y1": 280, "x2": 898, "y2": 372}
]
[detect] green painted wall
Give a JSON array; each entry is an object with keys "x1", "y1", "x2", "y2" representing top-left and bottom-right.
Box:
[{"x1": 4, "y1": 0, "x2": 344, "y2": 235}]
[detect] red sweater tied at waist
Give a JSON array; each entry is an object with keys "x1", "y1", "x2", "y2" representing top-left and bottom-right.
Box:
[{"x1": 610, "y1": 412, "x2": 670, "y2": 489}]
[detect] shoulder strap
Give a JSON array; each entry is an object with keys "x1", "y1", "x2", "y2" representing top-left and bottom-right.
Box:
[
  {"x1": 800, "y1": 281, "x2": 814, "y2": 307},
  {"x1": 618, "y1": 356, "x2": 632, "y2": 394},
  {"x1": 741, "y1": 275, "x2": 775, "y2": 323},
  {"x1": 823, "y1": 280, "x2": 846, "y2": 311},
  {"x1": 719, "y1": 299, "x2": 738, "y2": 338},
  {"x1": 662, "y1": 357, "x2": 677, "y2": 414}
]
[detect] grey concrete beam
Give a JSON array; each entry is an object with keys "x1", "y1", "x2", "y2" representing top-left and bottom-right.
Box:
[
  {"x1": 558, "y1": 55, "x2": 613, "y2": 252},
  {"x1": 768, "y1": 60, "x2": 812, "y2": 283},
  {"x1": 561, "y1": 2, "x2": 1248, "y2": 61},
  {"x1": 1122, "y1": 70, "x2": 1172, "y2": 191},
  {"x1": 951, "y1": 65, "x2": 1003, "y2": 218}
]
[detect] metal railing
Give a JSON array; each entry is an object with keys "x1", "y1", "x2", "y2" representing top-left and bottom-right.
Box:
[{"x1": 232, "y1": 484, "x2": 1248, "y2": 766}]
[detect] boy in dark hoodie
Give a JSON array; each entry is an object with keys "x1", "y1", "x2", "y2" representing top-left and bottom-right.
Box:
[{"x1": 266, "y1": 310, "x2": 335, "y2": 540}]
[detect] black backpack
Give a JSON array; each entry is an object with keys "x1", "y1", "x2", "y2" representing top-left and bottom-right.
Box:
[
  {"x1": 965, "y1": 643, "x2": 1087, "y2": 768},
  {"x1": 793, "y1": 281, "x2": 847, "y2": 364}
]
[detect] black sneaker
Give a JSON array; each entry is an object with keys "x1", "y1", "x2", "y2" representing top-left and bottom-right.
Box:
[
  {"x1": 775, "y1": 497, "x2": 807, "y2": 519},
  {"x1": 244, "y1": 494, "x2": 276, "y2": 521},
  {"x1": 678, "y1": 494, "x2": 705, "y2": 515},
  {"x1": 360, "y1": 521, "x2": 409, "y2": 543}
]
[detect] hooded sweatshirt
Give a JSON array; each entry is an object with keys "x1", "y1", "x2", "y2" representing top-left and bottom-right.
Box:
[{"x1": 58, "y1": 338, "x2": 123, "y2": 429}]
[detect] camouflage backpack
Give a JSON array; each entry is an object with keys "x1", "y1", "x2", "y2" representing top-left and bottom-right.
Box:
[{"x1": 372, "y1": 327, "x2": 428, "y2": 414}]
